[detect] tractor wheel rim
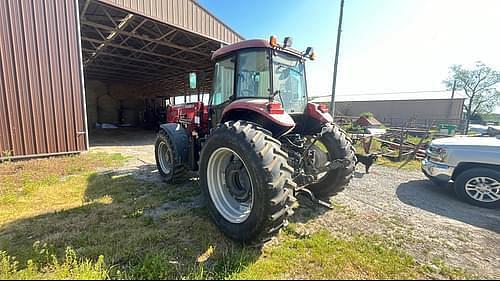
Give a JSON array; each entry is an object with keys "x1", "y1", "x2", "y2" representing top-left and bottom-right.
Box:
[
  {"x1": 207, "y1": 147, "x2": 254, "y2": 224},
  {"x1": 465, "y1": 176, "x2": 500, "y2": 203},
  {"x1": 158, "y1": 142, "x2": 172, "y2": 175}
]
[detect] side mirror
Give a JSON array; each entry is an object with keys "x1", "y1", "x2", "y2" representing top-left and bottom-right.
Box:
[{"x1": 189, "y1": 72, "x2": 197, "y2": 89}]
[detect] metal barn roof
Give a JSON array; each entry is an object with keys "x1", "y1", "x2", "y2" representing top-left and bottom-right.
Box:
[
  {"x1": 97, "y1": 0, "x2": 243, "y2": 44},
  {"x1": 80, "y1": 0, "x2": 244, "y2": 95}
]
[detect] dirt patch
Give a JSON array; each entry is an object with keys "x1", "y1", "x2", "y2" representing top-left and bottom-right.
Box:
[{"x1": 89, "y1": 128, "x2": 162, "y2": 183}]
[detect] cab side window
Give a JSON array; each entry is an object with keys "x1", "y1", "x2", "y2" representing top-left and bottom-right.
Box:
[
  {"x1": 236, "y1": 50, "x2": 270, "y2": 98},
  {"x1": 212, "y1": 57, "x2": 235, "y2": 106}
]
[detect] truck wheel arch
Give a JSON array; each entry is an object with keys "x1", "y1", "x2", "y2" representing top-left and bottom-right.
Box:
[{"x1": 452, "y1": 162, "x2": 500, "y2": 180}]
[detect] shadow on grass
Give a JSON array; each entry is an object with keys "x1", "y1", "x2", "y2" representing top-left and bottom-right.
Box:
[
  {"x1": 289, "y1": 195, "x2": 332, "y2": 225},
  {"x1": 0, "y1": 169, "x2": 260, "y2": 279}
]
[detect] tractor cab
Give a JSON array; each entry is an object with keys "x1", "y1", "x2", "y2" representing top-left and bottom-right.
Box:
[
  {"x1": 208, "y1": 37, "x2": 331, "y2": 135},
  {"x1": 211, "y1": 37, "x2": 312, "y2": 112}
]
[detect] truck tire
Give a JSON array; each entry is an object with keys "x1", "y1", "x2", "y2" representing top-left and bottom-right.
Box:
[
  {"x1": 307, "y1": 124, "x2": 356, "y2": 198},
  {"x1": 454, "y1": 168, "x2": 500, "y2": 209},
  {"x1": 199, "y1": 121, "x2": 294, "y2": 243},
  {"x1": 155, "y1": 130, "x2": 186, "y2": 183}
]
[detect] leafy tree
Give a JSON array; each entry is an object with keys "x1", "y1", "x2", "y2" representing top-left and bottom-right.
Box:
[{"x1": 444, "y1": 62, "x2": 500, "y2": 133}]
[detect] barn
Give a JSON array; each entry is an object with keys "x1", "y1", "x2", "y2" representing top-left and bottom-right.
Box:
[
  {"x1": 0, "y1": 0, "x2": 243, "y2": 160},
  {"x1": 311, "y1": 91, "x2": 466, "y2": 128}
]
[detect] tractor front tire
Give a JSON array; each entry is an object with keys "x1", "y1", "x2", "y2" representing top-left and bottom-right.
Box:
[
  {"x1": 155, "y1": 130, "x2": 186, "y2": 183},
  {"x1": 307, "y1": 124, "x2": 356, "y2": 198},
  {"x1": 199, "y1": 121, "x2": 294, "y2": 243}
]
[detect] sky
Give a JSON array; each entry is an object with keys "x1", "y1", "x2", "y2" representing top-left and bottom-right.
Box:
[{"x1": 198, "y1": 0, "x2": 500, "y2": 113}]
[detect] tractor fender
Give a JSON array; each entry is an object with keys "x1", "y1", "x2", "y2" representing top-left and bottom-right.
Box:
[
  {"x1": 306, "y1": 103, "x2": 334, "y2": 124},
  {"x1": 159, "y1": 123, "x2": 189, "y2": 164},
  {"x1": 221, "y1": 99, "x2": 295, "y2": 136}
]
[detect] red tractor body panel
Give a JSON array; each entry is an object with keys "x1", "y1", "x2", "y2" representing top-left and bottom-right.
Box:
[
  {"x1": 166, "y1": 102, "x2": 209, "y2": 133},
  {"x1": 222, "y1": 99, "x2": 296, "y2": 129},
  {"x1": 306, "y1": 102, "x2": 334, "y2": 124}
]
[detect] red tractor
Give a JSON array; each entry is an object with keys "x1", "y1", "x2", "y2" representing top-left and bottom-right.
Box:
[{"x1": 155, "y1": 37, "x2": 356, "y2": 242}]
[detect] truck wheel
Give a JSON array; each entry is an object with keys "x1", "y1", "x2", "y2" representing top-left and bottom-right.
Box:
[
  {"x1": 455, "y1": 168, "x2": 500, "y2": 209},
  {"x1": 199, "y1": 121, "x2": 294, "y2": 243},
  {"x1": 155, "y1": 130, "x2": 186, "y2": 183},
  {"x1": 307, "y1": 124, "x2": 356, "y2": 198}
]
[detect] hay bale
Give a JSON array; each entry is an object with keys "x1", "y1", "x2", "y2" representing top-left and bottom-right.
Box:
[
  {"x1": 121, "y1": 97, "x2": 145, "y2": 111},
  {"x1": 97, "y1": 95, "x2": 120, "y2": 124},
  {"x1": 86, "y1": 104, "x2": 98, "y2": 129},
  {"x1": 122, "y1": 109, "x2": 140, "y2": 125},
  {"x1": 85, "y1": 80, "x2": 107, "y2": 106}
]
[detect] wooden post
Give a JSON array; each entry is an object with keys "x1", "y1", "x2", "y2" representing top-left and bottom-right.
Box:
[
  {"x1": 399, "y1": 129, "x2": 429, "y2": 169},
  {"x1": 364, "y1": 135, "x2": 373, "y2": 154},
  {"x1": 398, "y1": 127, "x2": 405, "y2": 161}
]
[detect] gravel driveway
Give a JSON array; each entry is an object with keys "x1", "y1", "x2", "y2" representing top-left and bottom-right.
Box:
[{"x1": 294, "y1": 165, "x2": 500, "y2": 279}]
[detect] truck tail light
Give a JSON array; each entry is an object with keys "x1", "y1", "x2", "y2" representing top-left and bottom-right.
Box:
[
  {"x1": 318, "y1": 103, "x2": 329, "y2": 113},
  {"x1": 267, "y1": 102, "x2": 285, "y2": 114}
]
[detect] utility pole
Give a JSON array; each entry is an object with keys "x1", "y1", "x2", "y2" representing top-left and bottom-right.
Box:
[
  {"x1": 447, "y1": 79, "x2": 456, "y2": 119},
  {"x1": 329, "y1": 0, "x2": 345, "y2": 117},
  {"x1": 451, "y1": 79, "x2": 456, "y2": 99}
]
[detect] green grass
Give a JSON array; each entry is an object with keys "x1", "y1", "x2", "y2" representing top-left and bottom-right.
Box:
[
  {"x1": 376, "y1": 157, "x2": 422, "y2": 171},
  {"x1": 353, "y1": 137, "x2": 383, "y2": 155},
  {"x1": 0, "y1": 152, "x2": 472, "y2": 279},
  {"x1": 231, "y1": 229, "x2": 474, "y2": 280},
  {"x1": 406, "y1": 135, "x2": 431, "y2": 146},
  {"x1": 234, "y1": 230, "x2": 421, "y2": 280},
  {"x1": 0, "y1": 152, "x2": 126, "y2": 223},
  {"x1": 0, "y1": 246, "x2": 108, "y2": 280},
  {"x1": 0, "y1": 152, "x2": 250, "y2": 279}
]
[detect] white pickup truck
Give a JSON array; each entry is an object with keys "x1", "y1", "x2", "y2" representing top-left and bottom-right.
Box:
[{"x1": 422, "y1": 136, "x2": 500, "y2": 208}]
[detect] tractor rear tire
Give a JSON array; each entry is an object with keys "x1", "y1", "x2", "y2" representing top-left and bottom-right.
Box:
[
  {"x1": 307, "y1": 124, "x2": 356, "y2": 198},
  {"x1": 199, "y1": 121, "x2": 294, "y2": 243},
  {"x1": 155, "y1": 130, "x2": 186, "y2": 183}
]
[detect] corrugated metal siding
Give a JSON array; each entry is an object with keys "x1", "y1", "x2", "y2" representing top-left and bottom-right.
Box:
[
  {"x1": 0, "y1": 0, "x2": 86, "y2": 158},
  {"x1": 335, "y1": 99, "x2": 466, "y2": 126},
  {"x1": 99, "y1": 0, "x2": 244, "y2": 44}
]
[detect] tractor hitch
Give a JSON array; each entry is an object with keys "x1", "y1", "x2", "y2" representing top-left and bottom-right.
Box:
[
  {"x1": 292, "y1": 159, "x2": 350, "y2": 210},
  {"x1": 316, "y1": 158, "x2": 351, "y2": 173},
  {"x1": 294, "y1": 187, "x2": 334, "y2": 210}
]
